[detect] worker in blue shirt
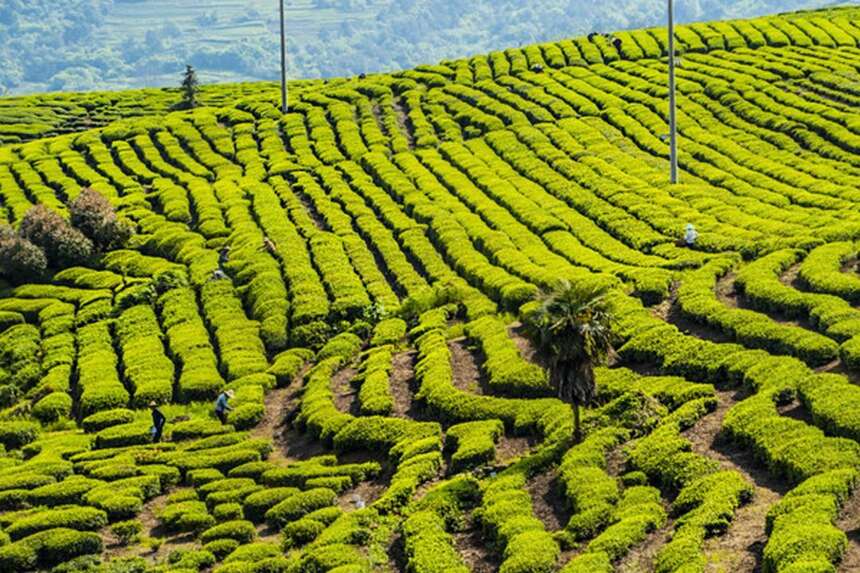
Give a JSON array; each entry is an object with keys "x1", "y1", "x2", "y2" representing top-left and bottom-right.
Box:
[{"x1": 214, "y1": 389, "x2": 234, "y2": 424}]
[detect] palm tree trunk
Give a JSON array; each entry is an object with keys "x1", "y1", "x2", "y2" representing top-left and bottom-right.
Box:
[{"x1": 573, "y1": 401, "x2": 582, "y2": 443}]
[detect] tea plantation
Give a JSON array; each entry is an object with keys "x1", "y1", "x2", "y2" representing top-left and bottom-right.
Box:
[{"x1": 1, "y1": 6, "x2": 860, "y2": 573}]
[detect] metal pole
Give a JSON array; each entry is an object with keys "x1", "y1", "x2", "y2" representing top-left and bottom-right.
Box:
[
  {"x1": 668, "y1": 0, "x2": 678, "y2": 184},
  {"x1": 279, "y1": 0, "x2": 288, "y2": 113}
]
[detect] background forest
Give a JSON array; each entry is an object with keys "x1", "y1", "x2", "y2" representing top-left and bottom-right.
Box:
[{"x1": 0, "y1": 0, "x2": 853, "y2": 94}]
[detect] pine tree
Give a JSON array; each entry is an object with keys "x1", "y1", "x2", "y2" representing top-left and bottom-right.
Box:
[{"x1": 180, "y1": 64, "x2": 199, "y2": 109}]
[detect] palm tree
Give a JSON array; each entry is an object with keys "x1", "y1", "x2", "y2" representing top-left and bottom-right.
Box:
[{"x1": 526, "y1": 280, "x2": 616, "y2": 443}]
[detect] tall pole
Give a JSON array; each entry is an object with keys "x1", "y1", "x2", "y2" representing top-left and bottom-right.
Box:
[
  {"x1": 279, "y1": 0, "x2": 288, "y2": 114},
  {"x1": 668, "y1": 0, "x2": 678, "y2": 184}
]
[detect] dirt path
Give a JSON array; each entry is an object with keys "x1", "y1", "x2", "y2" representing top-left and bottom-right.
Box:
[
  {"x1": 392, "y1": 98, "x2": 416, "y2": 150},
  {"x1": 389, "y1": 350, "x2": 418, "y2": 418},
  {"x1": 716, "y1": 272, "x2": 739, "y2": 309},
  {"x1": 453, "y1": 513, "x2": 498, "y2": 573},
  {"x1": 256, "y1": 366, "x2": 329, "y2": 464},
  {"x1": 650, "y1": 281, "x2": 679, "y2": 322},
  {"x1": 526, "y1": 469, "x2": 569, "y2": 533},
  {"x1": 659, "y1": 296, "x2": 733, "y2": 345},
  {"x1": 720, "y1": 269, "x2": 815, "y2": 331},
  {"x1": 616, "y1": 520, "x2": 673, "y2": 573},
  {"x1": 332, "y1": 366, "x2": 360, "y2": 415},
  {"x1": 449, "y1": 339, "x2": 486, "y2": 395},
  {"x1": 685, "y1": 390, "x2": 787, "y2": 572},
  {"x1": 507, "y1": 322, "x2": 537, "y2": 363},
  {"x1": 496, "y1": 434, "x2": 535, "y2": 465}
]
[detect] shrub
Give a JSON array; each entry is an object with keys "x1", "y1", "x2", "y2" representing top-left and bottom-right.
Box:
[
  {"x1": 0, "y1": 527, "x2": 102, "y2": 573},
  {"x1": 501, "y1": 530, "x2": 559, "y2": 573},
  {"x1": 243, "y1": 487, "x2": 300, "y2": 522},
  {"x1": 0, "y1": 472, "x2": 55, "y2": 492},
  {"x1": 213, "y1": 502, "x2": 244, "y2": 522},
  {"x1": 228, "y1": 403, "x2": 265, "y2": 430},
  {"x1": 95, "y1": 422, "x2": 151, "y2": 449},
  {"x1": 95, "y1": 495, "x2": 143, "y2": 521},
  {"x1": 171, "y1": 418, "x2": 231, "y2": 441},
  {"x1": 19, "y1": 205, "x2": 93, "y2": 268},
  {"x1": 198, "y1": 477, "x2": 257, "y2": 498},
  {"x1": 203, "y1": 538, "x2": 239, "y2": 560},
  {"x1": 223, "y1": 542, "x2": 281, "y2": 563},
  {"x1": 371, "y1": 318, "x2": 407, "y2": 346},
  {"x1": 6, "y1": 505, "x2": 106, "y2": 540},
  {"x1": 0, "y1": 229, "x2": 46, "y2": 283},
  {"x1": 199, "y1": 519, "x2": 256, "y2": 544},
  {"x1": 31, "y1": 392, "x2": 72, "y2": 423},
  {"x1": 228, "y1": 461, "x2": 278, "y2": 481},
  {"x1": 0, "y1": 421, "x2": 39, "y2": 450},
  {"x1": 188, "y1": 468, "x2": 225, "y2": 487},
  {"x1": 265, "y1": 488, "x2": 337, "y2": 528},
  {"x1": 110, "y1": 519, "x2": 143, "y2": 545},
  {"x1": 282, "y1": 518, "x2": 326, "y2": 549},
  {"x1": 445, "y1": 419, "x2": 503, "y2": 472},
  {"x1": 268, "y1": 348, "x2": 313, "y2": 387},
  {"x1": 168, "y1": 548, "x2": 217, "y2": 570},
  {"x1": 158, "y1": 500, "x2": 214, "y2": 534},
  {"x1": 69, "y1": 188, "x2": 134, "y2": 251},
  {"x1": 401, "y1": 510, "x2": 469, "y2": 573},
  {"x1": 560, "y1": 552, "x2": 612, "y2": 573},
  {"x1": 317, "y1": 332, "x2": 363, "y2": 363}
]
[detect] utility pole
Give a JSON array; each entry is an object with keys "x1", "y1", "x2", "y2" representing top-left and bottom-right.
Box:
[
  {"x1": 279, "y1": 0, "x2": 288, "y2": 114},
  {"x1": 668, "y1": 0, "x2": 678, "y2": 183}
]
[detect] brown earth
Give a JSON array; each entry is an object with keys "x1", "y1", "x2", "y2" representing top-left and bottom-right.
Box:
[
  {"x1": 684, "y1": 390, "x2": 788, "y2": 572},
  {"x1": 389, "y1": 350, "x2": 419, "y2": 418},
  {"x1": 449, "y1": 339, "x2": 487, "y2": 395}
]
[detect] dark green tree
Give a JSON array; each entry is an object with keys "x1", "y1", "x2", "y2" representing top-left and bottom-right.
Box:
[
  {"x1": 526, "y1": 280, "x2": 616, "y2": 442},
  {"x1": 180, "y1": 64, "x2": 199, "y2": 109}
]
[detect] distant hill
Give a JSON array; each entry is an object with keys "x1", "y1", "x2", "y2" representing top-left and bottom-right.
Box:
[{"x1": 1, "y1": 0, "x2": 855, "y2": 94}]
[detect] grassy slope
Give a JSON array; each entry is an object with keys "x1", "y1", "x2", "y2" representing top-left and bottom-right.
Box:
[{"x1": 0, "y1": 6, "x2": 859, "y2": 573}]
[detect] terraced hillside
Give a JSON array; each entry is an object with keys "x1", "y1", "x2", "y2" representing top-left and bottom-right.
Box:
[{"x1": 1, "y1": 6, "x2": 860, "y2": 573}]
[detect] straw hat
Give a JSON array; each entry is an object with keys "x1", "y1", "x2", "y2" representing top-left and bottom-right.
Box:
[
  {"x1": 148, "y1": 401, "x2": 157, "y2": 407},
  {"x1": 225, "y1": 389, "x2": 235, "y2": 398}
]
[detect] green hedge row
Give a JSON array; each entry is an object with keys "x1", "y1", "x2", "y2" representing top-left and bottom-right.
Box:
[
  {"x1": 401, "y1": 476, "x2": 478, "y2": 573},
  {"x1": 445, "y1": 419, "x2": 503, "y2": 472},
  {"x1": 464, "y1": 316, "x2": 549, "y2": 396},
  {"x1": 628, "y1": 401, "x2": 753, "y2": 572},
  {"x1": 158, "y1": 286, "x2": 225, "y2": 401},
  {"x1": 799, "y1": 241, "x2": 860, "y2": 302},
  {"x1": 277, "y1": 174, "x2": 372, "y2": 322},
  {"x1": 678, "y1": 259, "x2": 839, "y2": 366},
  {"x1": 763, "y1": 469, "x2": 856, "y2": 573},
  {"x1": 578, "y1": 486, "x2": 666, "y2": 563},
  {"x1": 361, "y1": 152, "x2": 537, "y2": 310},
  {"x1": 290, "y1": 171, "x2": 400, "y2": 313},
  {"x1": 249, "y1": 178, "x2": 329, "y2": 347},
  {"x1": 76, "y1": 322, "x2": 128, "y2": 417},
  {"x1": 557, "y1": 427, "x2": 627, "y2": 540},
  {"x1": 0, "y1": 527, "x2": 102, "y2": 573},
  {"x1": 595, "y1": 367, "x2": 714, "y2": 411},
  {"x1": 116, "y1": 304, "x2": 175, "y2": 406},
  {"x1": 213, "y1": 178, "x2": 289, "y2": 351},
  {"x1": 476, "y1": 469, "x2": 559, "y2": 573},
  {"x1": 412, "y1": 315, "x2": 563, "y2": 432},
  {"x1": 356, "y1": 344, "x2": 396, "y2": 416}
]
